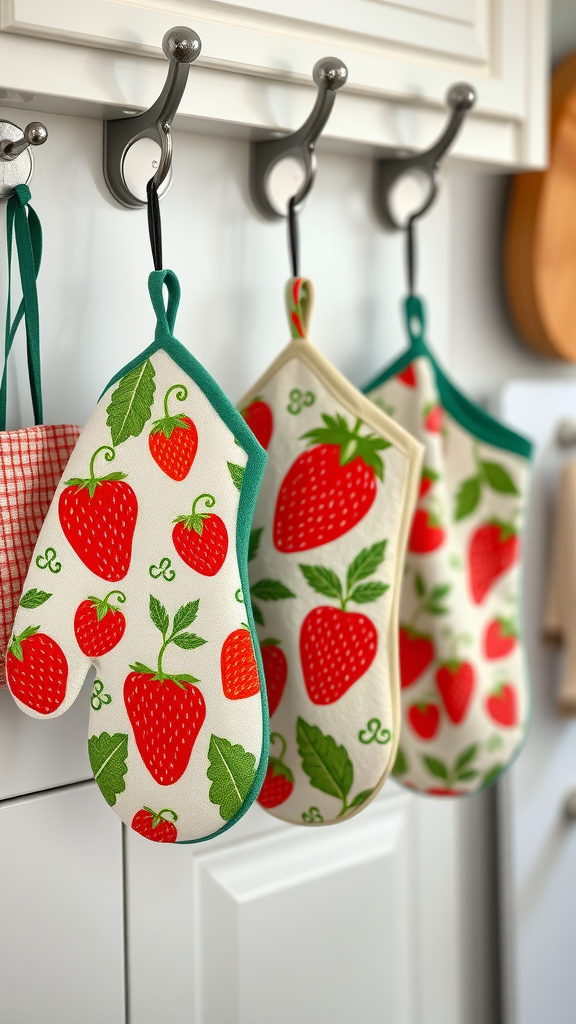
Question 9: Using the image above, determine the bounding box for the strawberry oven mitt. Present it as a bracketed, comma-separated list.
[238, 279, 423, 825]
[364, 295, 532, 795]
[6, 269, 269, 844]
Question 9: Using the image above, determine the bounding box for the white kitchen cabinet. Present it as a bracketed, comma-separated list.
[0, 780, 125, 1024]
[126, 786, 463, 1024]
[0, 0, 549, 169]
[0, 672, 93, 800]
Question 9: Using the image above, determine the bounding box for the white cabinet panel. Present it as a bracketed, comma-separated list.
[0, 0, 549, 168]
[499, 381, 576, 1024]
[0, 669, 93, 799]
[126, 788, 464, 1024]
[0, 781, 125, 1024]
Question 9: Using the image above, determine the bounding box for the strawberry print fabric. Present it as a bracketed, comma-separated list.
[6, 270, 268, 843]
[364, 295, 532, 795]
[0, 423, 81, 685]
[238, 279, 423, 825]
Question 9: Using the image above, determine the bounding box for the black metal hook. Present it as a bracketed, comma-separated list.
[104, 26, 201, 210]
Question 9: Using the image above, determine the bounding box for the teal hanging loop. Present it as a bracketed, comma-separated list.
[1, 183, 43, 430]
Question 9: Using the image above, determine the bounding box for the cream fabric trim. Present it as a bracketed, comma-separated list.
[239, 336, 424, 813]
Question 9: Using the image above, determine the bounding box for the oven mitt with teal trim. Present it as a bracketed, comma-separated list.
[6, 269, 269, 844]
[364, 294, 532, 796]
[238, 278, 423, 825]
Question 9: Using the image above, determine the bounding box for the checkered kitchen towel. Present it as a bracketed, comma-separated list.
[0, 424, 80, 684]
[0, 186, 81, 683]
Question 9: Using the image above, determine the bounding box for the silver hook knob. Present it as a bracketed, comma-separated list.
[0, 122, 48, 163]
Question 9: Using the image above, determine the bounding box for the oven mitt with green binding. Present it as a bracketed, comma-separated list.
[6, 269, 269, 844]
[364, 295, 532, 795]
[238, 278, 423, 825]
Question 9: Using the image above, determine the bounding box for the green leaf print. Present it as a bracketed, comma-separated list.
[19, 589, 52, 609]
[227, 462, 245, 491]
[88, 733, 128, 807]
[171, 632, 206, 650]
[173, 600, 200, 635]
[207, 734, 257, 821]
[348, 788, 374, 810]
[252, 604, 265, 626]
[106, 359, 156, 446]
[481, 461, 519, 496]
[346, 540, 387, 591]
[455, 476, 482, 521]
[149, 595, 169, 638]
[455, 744, 478, 773]
[349, 581, 389, 604]
[299, 565, 343, 601]
[248, 527, 263, 562]
[423, 756, 450, 783]
[296, 718, 353, 804]
[393, 746, 408, 776]
[250, 579, 296, 602]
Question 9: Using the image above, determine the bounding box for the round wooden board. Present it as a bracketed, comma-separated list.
[505, 53, 576, 361]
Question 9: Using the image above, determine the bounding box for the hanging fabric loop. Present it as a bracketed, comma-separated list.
[287, 195, 300, 279]
[147, 177, 163, 272]
[1, 183, 43, 431]
[148, 268, 180, 339]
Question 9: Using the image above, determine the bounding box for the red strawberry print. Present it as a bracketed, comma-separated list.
[299, 540, 388, 704]
[469, 520, 519, 604]
[59, 446, 137, 582]
[409, 508, 445, 554]
[399, 627, 435, 688]
[241, 397, 273, 450]
[221, 626, 260, 700]
[436, 661, 475, 724]
[124, 595, 207, 785]
[74, 590, 126, 657]
[424, 402, 442, 433]
[419, 467, 439, 500]
[427, 788, 459, 797]
[260, 639, 287, 716]
[397, 365, 416, 387]
[484, 617, 517, 660]
[7, 626, 68, 715]
[148, 384, 198, 481]
[172, 493, 228, 576]
[273, 413, 389, 552]
[131, 807, 178, 843]
[486, 683, 517, 727]
[257, 733, 294, 808]
[408, 701, 440, 740]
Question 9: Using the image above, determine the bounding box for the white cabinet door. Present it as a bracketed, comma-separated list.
[0, 670, 93, 800]
[126, 785, 465, 1024]
[0, 0, 549, 168]
[0, 780, 125, 1024]
[499, 381, 576, 1024]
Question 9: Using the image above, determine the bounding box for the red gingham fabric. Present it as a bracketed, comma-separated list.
[0, 423, 81, 685]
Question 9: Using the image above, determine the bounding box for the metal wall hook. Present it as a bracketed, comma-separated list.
[104, 26, 201, 209]
[250, 57, 348, 221]
[374, 82, 477, 230]
[0, 120, 47, 200]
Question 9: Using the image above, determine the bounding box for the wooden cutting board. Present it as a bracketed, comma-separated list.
[505, 53, 576, 360]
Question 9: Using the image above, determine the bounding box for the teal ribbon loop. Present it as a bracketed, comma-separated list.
[148, 269, 181, 341]
[1, 183, 43, 431]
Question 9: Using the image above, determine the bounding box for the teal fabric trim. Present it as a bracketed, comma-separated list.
[1, 184, 43, 430]
[101, 269, 269, 844]
[363, 294, 533, 461]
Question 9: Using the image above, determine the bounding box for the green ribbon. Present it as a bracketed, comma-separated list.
[1, 183, 43, 431]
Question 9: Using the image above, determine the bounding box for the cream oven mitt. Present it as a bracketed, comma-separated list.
[6, 269, 268, 844]
[238, 279, 423, 825]
[364, 295, 532, 795]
